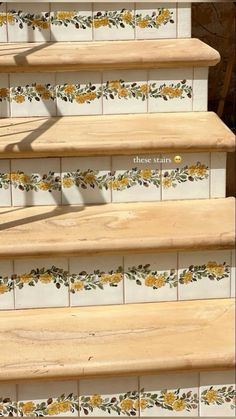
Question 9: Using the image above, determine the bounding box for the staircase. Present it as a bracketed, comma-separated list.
[0, 2, 235, 418]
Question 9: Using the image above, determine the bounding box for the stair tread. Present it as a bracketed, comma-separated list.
[0, 198, 234, 259]
[0, 39, 220, 73]
[1, 112, 234, 158]
[0, 298, 234, 382]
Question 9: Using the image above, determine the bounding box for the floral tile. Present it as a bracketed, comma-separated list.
[14, 258, 69, 309]
[18, 381, 78, 417]
[178, 250, 231, 301]
[0, 383, 17, 417]
[0, 3, 7, 42]
[50, 3, 92, 41]
[124, 252, 177, 303]
[210, 152, 226, 198]
[135, 3, 177, 39]
[200, 370, 236, 417]
[231, 249, 235, 298]
[192, 67, 208, 111]
[102, 70, 148, 114]
[61, 156, 111, 205]
[0, 159, 11, 207]
[7, 3, 50, 42]
[93, 2, 135, 41]
[79, 376, 139, 416]
[140, 372, 199, 416]
[0, 74, 10, 118]
[10, 73, 57, 117]
[56, 72, 102, 116]
[148, 68, 193, 112]
[0, 260, 14, 310]
[70, 255, 124, 306]
[177, 3, 191, 37]
[11, 158, 61, 206]
[161, 153, 210, 200]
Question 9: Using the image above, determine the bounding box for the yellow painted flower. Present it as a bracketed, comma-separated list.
[154, 275, 166, 288]
[122, 11, 133, 23]
[156, 9, 170, 25]
[138, 18, 148, 28]
[63, 177, 74, 188]
[140, 169, 152, 179]
[58, 400, 71, 413]
[7, 13, 15, 24]
[71, 280, 84, 291]
[10, 172, 30, 184]
[89, 394, 103, 407]
[0, 87, 9, 98]
[38, 181, 51, 191]
[118, 87, 129, 98]
[110, 273, 123, 284]
[21, 401, 36, 415]
[161, 86, 182, 98]
[163, 391, 176, 405]
[101, 274, 112, 283]
[93, 17, 109, 27]
[162, 177, 172, 188]
[109, 80, 121, 90]
[14, 94, 25, 104]
[0, 13, 7, 25]
[108, 180, 120, 190]
[84, 173, 96, 183]
[0, 284, 9, 294]
[39, 273, 53, 284]
[47, 402, 60, 416]
[120, 399, 133, 411]
[75, 94, 86, 104]
[181, 271, 193, 284]
[120, 178, 129, 187]
[101, 17, 109, 26]
[139, 84, 148, 95]
[172, 399, 186, 411]
[134, 398, 148, 410]
[18, 274, 32, 283]
[41, 91, 51, 100]
[84, 91, 97, 102]
[204, 389, 218, 404]
[145, 275, 156, 287]
[35, 84, 46, 94]
[63, 84, 75, 94]
[206, 262, 225, 277]
[93, 19, 102, 28]
[56, 11, 76, 20]
[195, 164, 207, 177]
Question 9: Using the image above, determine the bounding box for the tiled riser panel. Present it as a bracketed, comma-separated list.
[0, 68, 208, 117]
[0, 249, 234, 309]
[0, 153, 226, 206]
[0, 3, 191, 42]
[0, 370, 235, 417]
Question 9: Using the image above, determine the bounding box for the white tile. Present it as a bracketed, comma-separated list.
[103, 70, 148, 115]
[93, 3, 135, 41]
[200, 370, 235, 417]
[162, 153, 210, 200]
[70, 255, 123, 306]
[135, 3, 177, 39]
[0, 260, 14, 310]
[210, 152, 226, 198]
[18, 381, 78, 417]
[178, 250, 231, 300]
[231, 249, 235, 297]
[0, 3, 8, 42]
[0, 74, 10, 118]
[0, 159, 11, 207]
[111, 155, 161, 203]
[148, 68, 193, 112]
[177, 3, 191, 38]
[62, 156, 111, 205]
[124, 252, 177, 303]
[0, 383, 17, 417]
[56, 72, 102, 116]
[11, 158, 61, 206]
[193, 67, 208, 111]
[140, 372, 199, 416]
[80, 376, 139, 416]
[10, 73, 56, 117]
[7, 3, 50, 42]
[50, 3, 92, 41]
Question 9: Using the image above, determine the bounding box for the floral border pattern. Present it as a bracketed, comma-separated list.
[162, 162, 209, 188]
[201, 386, 236, 410]
[140, 388, 199, 412]
[18, 394, 78, 417]
[179, 261, 230, 284]
[125, 264, 177, 289]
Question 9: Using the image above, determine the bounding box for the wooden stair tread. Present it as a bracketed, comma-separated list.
[0, 39, 220, 73]
[0, 299, 234, 382]
[0, 112, 234, 158]
[0, 198, 234, 259]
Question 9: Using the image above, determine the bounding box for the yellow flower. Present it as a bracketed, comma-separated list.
[110, 273, 123, 284]
[89, 394, 103, 407]
[120, 178, 129, 187]
[154, 275, 166, 288]
[101, 17, 109, 26]
[63, 84, 75, 94]
[84, 173, 96, 183]
[163, 392, 176, 405]
[172, 399, 186, 411]
[39, 273, 53, 284]
[0, 87, 9, 98]
[35, 84, 46, 94]
[41, 91, 51, 100]
[195, 164, 207, 177]
[145, 275, 156, 287]
[0, 13, 7, 25]
[140, 84, 148, 95]
[108, 180, 120, 190]
[140, 169, 152, 179]
[93, 19, 102, 28]
[38, 181, 51, 191]
[161, 86, 182, 98]
[120, 399, 133, 411]
[122, 11, 133, 23]
[0, 284, 8, 294]
[7, 13, 15, 24]
[14, 94, 25, 104]
[84, 91, 97, 101]
[47, 402, 60, 416]
[162, 177, 172, 188]
[18, 274, 32, 283]
[134, 399, 148, 410]
[56, 11, 76, 20]
[156, 9, 170, 25]
[93, 17, 109, 27]
[109, 80, 121, 90]
[58, 401, 71, 413]
[206, 262, 225, 277]
[63, 177, 74, 188]
[71, 280, 84, 291]
[10, 172, 30, 184]
[204, 389, 218, 404]
[118, 87, 129, 98]
[138, 18, 148, 28]
[75, 94, 86, 104]
[181, 271, 193, 284]
[21, 402, 35, 415]
[101, 274, 112, 283]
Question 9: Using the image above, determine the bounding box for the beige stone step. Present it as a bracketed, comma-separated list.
[0, 38, 220, 73]
[0, 198, 234, 259]
[0, 112, 234, 159]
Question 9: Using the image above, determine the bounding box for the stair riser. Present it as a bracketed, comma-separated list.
[0, 249, 234, 310]
[0, 370, 235, 417]
[0, 67, 208, 117]
[0, 2, 191, 43]
[0, 153, 226, 206]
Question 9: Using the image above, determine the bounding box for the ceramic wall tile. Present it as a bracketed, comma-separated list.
[0, 3, 8, 42]
[124, 252, 177, 303]
[0, 383, 17, 417]
[14, 257, 69, 309]
[135, 3, 177, 40]
[61, 156, 111, 205]
[7, 3, 50, 42]
[11, 158, 61, 206]
[111, 155, 161, 203]
[70, 255, 123, 306]
[56, 72, 102, 116]
[192, 68, 208, 111]
[93, 2, 135, 41]
[178, 250, 231, 301]
[140, 372, 199, 416]
[0, 159, 11, 207]
[50, 3, 92, 41]
[0, 260, 15, 310]
[102, 70, 148, 114]
[18, 380, 78, 417]
[177, 3, 191, 38]
[210, 152, 226, 198]
[0, 74, 10, 118]
[200, 370, 235, 417]
[10, 73, 57, 117]
[161, 153, 210, 201]
[231, 250, 235, 297]
[148, 68, 193, 113]
[79, 376, 139, 416]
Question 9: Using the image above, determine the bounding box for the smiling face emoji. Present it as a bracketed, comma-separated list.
[174, 155, 182, 164]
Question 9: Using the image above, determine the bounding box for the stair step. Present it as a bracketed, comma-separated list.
[0, 198, 234, 259]
[0, 112, 234, 158]
[0, 39, 220, 73]
[0, 298, 234, 382]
